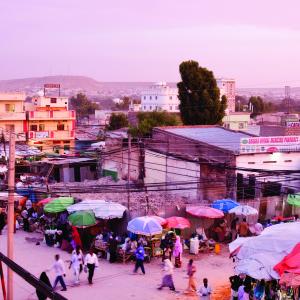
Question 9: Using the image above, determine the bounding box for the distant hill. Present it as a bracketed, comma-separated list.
[0, 75, 102, 92]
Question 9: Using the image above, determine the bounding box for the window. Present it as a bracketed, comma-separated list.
[150, 96, 152, 100]
[144, 106, 146, 110]
[149, 106, 152, 110]
[169, 96, 172, 100]
[155, 96, 157, 100]
[5, 104, 15, 112]
[238, 123, 244, 129]
[248, 162, 255, 164]
[50, 98, 57, 103]
[57, 124, 65, 131]
[30, 124, 38, 131]
[5, 124, 15, 131]
[284, 160, 292, 162]
[39, 124, 45, 131]
[263, 161, 277, 163]
[169, 106, 172, 110]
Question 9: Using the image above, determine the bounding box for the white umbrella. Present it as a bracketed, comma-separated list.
[94, 202, 127, 219]
[229, 205, 258, 216]
[67, 199, 106, 213]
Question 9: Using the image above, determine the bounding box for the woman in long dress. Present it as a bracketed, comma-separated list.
[173, 236, 183, 268]
[158, 259, 176, 291]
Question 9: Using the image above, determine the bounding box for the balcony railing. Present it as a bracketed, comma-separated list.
[0, 112, 26, 120]
[28, 130, 74, 140]
[28, 110, 76, 120]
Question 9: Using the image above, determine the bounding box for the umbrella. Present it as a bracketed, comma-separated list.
[68, 211, 97, 228]
[127, 216, 162, 236]
[37, 197, 54, 206]
[229, 205, 258, 216]
[211, 199, 239, 213]
[280, 272, 300, 287]
[287, 194, 300, 207]
[165, 216, 191, 229]
[67, 199, 106, 213]
[186, 206, 224, 218]
[44, 197, 74, 213]
[148, 215, 167, 226]
[94, 202, 127, 219]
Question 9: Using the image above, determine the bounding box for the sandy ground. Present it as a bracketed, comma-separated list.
[0, 230, 233, 300]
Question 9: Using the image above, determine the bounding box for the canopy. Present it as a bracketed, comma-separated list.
[68, 211, 97, 228]
[44, 197, 74, 213]
[211, 199, 239, 213]
[231, 222, 300, 280]
[186, 206, 224, 219]
[0, 192, 25, 203]
[229, 205, 258, 216]
[127, 216, 162, 236]
[67, 199, 106, 213]
[274, 243, 300, 276]
[279, 272, 300, 287]
[287, 194, 300, 207]
[148, 216, 167, 226]
[94, 202, 127, 219]
[165, 216, 191, 229]
[37, 197, 54, 206]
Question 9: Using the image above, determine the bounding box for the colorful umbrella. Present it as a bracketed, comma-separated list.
[127, 216, 162, 236]
[186, 206, 224, 218]
[279, 272, 300, 287]
[211, 199, 239, 213]
[44, 197, 74, 213]
[37, 197, 54, 206]
[229, 205, 258, 216]
[165, 216, 191, 229]
[287, 194, 300, 207]
[68, 211, 96, 228]
[67, 199, 106, 213]
[148, 215, 167, 226]
[94, 202, 127, 219]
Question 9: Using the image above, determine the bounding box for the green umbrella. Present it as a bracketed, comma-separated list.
[68, 211, 96, 227]
[287, 194, 300, 207]
[44, 197, 74, 213]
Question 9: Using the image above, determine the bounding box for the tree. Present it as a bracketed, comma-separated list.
[129, 111, 181, 137]
[70, 93, 99, 119]
[114, 96, 141, 111]
[235, 95, 248, 112]
[249, 96, 276, 117]
[106, 113, 129, 131]
[177, 60, 226, 125]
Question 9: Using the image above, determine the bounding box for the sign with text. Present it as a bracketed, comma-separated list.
[35, 131, 49, 139]
[287, 122, 300, 128]
[240, 136, 300, 154]
[44, 83, 60, 89]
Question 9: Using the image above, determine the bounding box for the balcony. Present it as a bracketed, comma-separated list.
[0, 112, 26, 121]
[28, 110, 76, 120]
[28, 130, 75, 140]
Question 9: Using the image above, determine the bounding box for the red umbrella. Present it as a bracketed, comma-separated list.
[186, 205, 224, 219]
[279, 272, 300, 287]
[37, 197, 54, 206]
[165, 216, 191, 229]
[148, 215, 167, 226]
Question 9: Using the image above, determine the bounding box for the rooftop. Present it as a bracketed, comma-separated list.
[159, 125, 253, 153]
[0, 92, 25, 101]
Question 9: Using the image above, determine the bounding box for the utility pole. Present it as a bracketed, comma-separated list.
[7, 129, 15, 300]
[127, 133, 131, 211]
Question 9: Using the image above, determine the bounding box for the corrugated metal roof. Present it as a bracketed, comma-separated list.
[163, 126, 252, 153]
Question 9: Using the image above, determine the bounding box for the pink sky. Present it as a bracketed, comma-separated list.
[0, 0, 300, 87]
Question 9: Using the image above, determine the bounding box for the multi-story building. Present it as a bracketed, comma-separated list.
[217, 78, 236, 113]
[27, 95, 76, 153]
[0, 93, 26, 141]
[130, 82, 180, 112]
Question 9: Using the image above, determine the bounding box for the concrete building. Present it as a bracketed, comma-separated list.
[131, 82, 179, 112]
[27, 95, 76, 153]
[223, 112, 251, 131]
[0, 92, 26, 141]
[217, 78, 236, 113]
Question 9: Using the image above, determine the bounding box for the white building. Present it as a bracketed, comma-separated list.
[217, 78, 236, 113]
[132, 82, 179, 113]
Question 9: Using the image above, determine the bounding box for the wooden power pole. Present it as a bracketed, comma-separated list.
[127, 134, 131, 211]
[7, 129, 15, 300]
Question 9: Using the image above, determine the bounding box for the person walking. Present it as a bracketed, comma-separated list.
[133, 243, 145, 274]
[47, 254, 67, 291]
[158, 259, 176, 291]
[84, 249, 99, 284]
[198, 278, 212, 299]
[186, 259, 197, 294]
[173, 236, 183, 268]
[69, 246, 83, 285]
[36, 272, 52, 300]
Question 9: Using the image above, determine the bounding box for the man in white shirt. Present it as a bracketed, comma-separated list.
[85, 249, 99, 284]
[48, 254, 67, 291]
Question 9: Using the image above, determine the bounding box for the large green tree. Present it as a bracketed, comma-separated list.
[70, 93, 99, 119]
[129, 111, 180, 137]
[177, 60, 226, 125]
[249, 96, 276, 117]
[106, 113, 129, 131]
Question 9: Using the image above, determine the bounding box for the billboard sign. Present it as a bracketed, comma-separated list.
[240, 136, 300, 154]
[44, 83, 60, 89]
[35, 131, 49, 139]
[287, 122, 300, 128]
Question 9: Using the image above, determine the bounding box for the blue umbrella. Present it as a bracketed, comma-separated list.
[211, 199, 239, 213]
[127, 216, 162, 236]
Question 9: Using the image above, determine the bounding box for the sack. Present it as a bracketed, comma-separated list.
[84, 266, 87, 273]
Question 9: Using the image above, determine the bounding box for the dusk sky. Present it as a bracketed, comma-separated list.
[1, 0, 300, 87]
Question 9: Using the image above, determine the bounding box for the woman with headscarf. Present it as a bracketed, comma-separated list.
[158, 259, 176, 291]
[173, 236, 183, 268]
[36, 272, 52, 300]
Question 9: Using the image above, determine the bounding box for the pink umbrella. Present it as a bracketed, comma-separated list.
[149, 215, 167, 226]
[186, 206, 224, 219]
[165, 216, 191, 229]
[37, 197, 54, 206]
